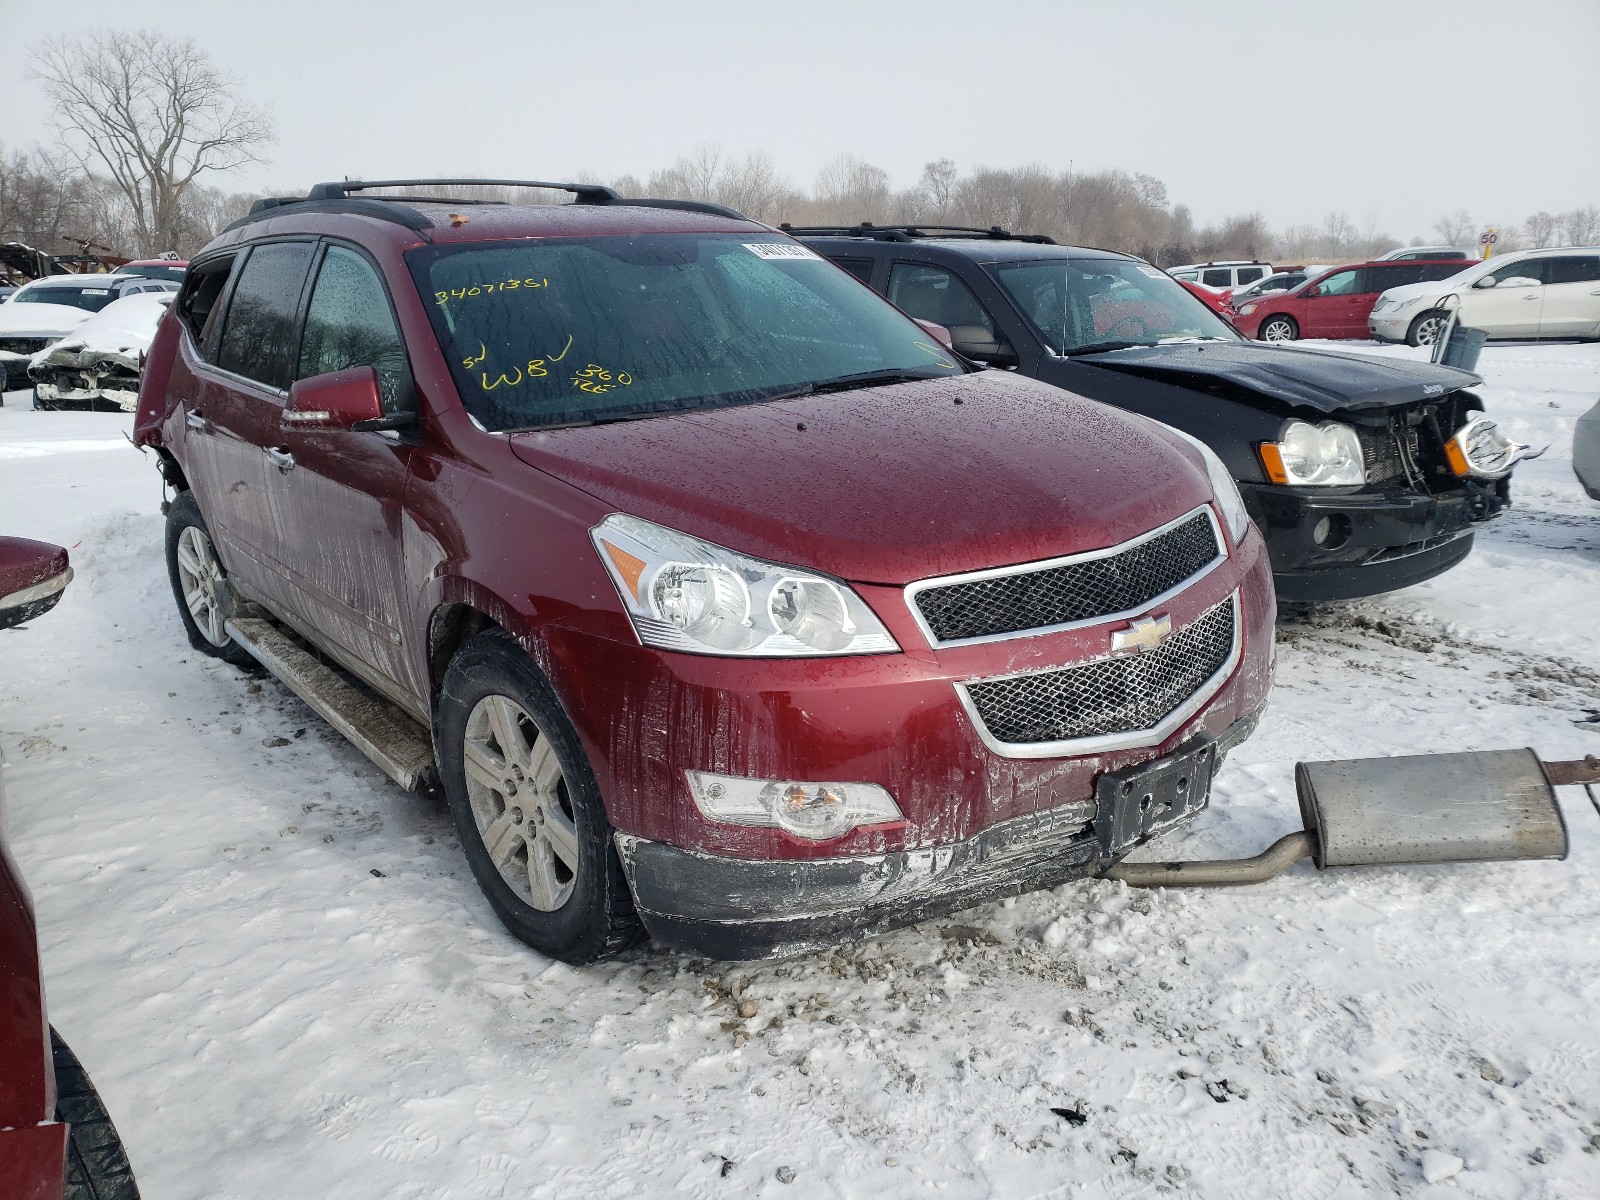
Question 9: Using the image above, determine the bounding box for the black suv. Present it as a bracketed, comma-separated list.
[790, 224, 1525, 603]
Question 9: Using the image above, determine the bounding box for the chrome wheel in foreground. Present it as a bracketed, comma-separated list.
[175, 525, 229, 647]
[462, 695, 580, 911]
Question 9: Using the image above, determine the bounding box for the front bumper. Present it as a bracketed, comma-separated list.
[1244, 481, 1504, 602]
[1367, 312, 1414, 343]
[617, 714, 1261, 959]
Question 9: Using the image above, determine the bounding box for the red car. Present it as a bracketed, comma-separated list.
[134, 178, 1275, 962]
[1232, 259, 1472, 341]
[1, 538, 140, 1199]
[1177, 278, 1234, 315]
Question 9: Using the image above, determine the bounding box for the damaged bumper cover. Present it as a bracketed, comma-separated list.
[28, 349, 142, 410]
[1244, 481, 1506, 602]
[617, 712, 1260, 960]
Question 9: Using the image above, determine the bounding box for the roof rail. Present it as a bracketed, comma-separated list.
[779, 222, 1056, 245]
[230, 180, 751, 236]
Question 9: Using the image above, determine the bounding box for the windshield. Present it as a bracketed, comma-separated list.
[410, 234, 964, 432]
[121, 263, 187, 281]
[989, 257, 1238, 355]
[14, 283, 121, 313]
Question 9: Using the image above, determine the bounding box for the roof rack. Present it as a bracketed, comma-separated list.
[230, 179, 750, 235]
[779, 222, 1056, 245]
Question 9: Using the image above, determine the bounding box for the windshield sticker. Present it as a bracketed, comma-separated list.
[82, 288, 111, 295]
[435, 278, 550, 306]
[1135, 266, 1166, 280]
[743, 243, 820, 261]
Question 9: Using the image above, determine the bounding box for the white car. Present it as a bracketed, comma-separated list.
[1167, 260, 1274, 290]
[0, 274, 176, 394]
[1369, 247, 1600, 346]
[28, 292, 174, 411]
[1373, 246, 1473, 262]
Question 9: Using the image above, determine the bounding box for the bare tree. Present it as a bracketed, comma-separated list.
[1561, 205, 1600, 246]
[33, 28, 273, 255]
[919, 159, 958, 217]
[1431, 210, 1475, 246]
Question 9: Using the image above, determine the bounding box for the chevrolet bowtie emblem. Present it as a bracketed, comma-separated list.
[1112, 613, 1172, 655]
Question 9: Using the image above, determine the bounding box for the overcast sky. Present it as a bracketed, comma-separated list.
[3, 0, 1597, 241]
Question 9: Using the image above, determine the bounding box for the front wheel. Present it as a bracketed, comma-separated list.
[1406, 310, 1449, 347]
[1259, 315, 1298, 342]
[53, 1030, 141, 1200]
[436, 629, 640, 963]
[163, 490, 255, 667]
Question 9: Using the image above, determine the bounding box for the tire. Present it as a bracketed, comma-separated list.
[1259, 315, 1298, 342]
[163, 490, 256, 667]
[1406, 310, 1449, 347]
[53, 1029, 141, 1200]
[29, 387, 52, 411]
[436, 628, 640, 963]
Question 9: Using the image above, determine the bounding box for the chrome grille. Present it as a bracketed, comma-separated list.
[962, 596, 1236, 750]
[912, 509, 1222, 645]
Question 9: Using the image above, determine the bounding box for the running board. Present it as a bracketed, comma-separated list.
[225, 617, 437, 792]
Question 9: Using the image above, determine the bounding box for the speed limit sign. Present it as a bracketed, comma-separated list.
[1479, 231, 1498, 245]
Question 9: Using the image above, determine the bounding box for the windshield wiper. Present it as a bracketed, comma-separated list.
[762, 368, 948, 403]
[1061, 339, 1148, 357]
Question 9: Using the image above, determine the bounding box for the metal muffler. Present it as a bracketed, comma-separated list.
[1106, 749, 1595, 888]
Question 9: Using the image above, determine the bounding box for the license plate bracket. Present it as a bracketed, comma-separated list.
[1094, 738, 1217, 859]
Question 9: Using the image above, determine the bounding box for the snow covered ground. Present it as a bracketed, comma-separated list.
[2, 341, 1598, 1200]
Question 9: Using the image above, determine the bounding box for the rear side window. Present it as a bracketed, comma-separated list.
[831, 256, 874, 284]
[1371, 264, 1425, 289]
[216, 242, 316, 391]
[178, 256, 238, 359]
[1416, 261, 1469, 283]
[1546, 256, 1600, 284]
[1201, 269, 1231, 288]
[1236, 266, 1266, 285]
[296, 246, 411, 413]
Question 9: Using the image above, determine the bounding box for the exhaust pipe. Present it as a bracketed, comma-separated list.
[1105, 749, 1595, 889]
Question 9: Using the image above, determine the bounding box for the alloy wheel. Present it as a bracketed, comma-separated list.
[175, 525, 230, 647]
[1261, 318, 1295, 342]
[1414, 315, 1445, 346]
[461, 694, 580, 911]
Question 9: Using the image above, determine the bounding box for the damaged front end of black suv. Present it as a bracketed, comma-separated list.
[1069, 343, 1528, 602]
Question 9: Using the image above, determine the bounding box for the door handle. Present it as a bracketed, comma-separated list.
[266, 447, 296, 471]
[1524, 294, 1539, 301]
[186, 410, 207, 430]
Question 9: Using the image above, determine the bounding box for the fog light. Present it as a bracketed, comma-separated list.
[1312, 513, 1352, 549]
[685, 771, 904, 840]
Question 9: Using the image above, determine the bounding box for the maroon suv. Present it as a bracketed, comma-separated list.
[133, 179, 1275, 962]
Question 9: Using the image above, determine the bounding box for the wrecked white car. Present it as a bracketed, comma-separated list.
[0, 301, 92, 396]
[28, 292, 174, 411]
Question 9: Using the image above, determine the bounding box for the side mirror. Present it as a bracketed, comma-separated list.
[947, 324, 1019, 367]
[913, 318, 954, 350]
[1473, 276, 1498, 289]
[0, 536, 72, 630]
[283, 365, 410, 432]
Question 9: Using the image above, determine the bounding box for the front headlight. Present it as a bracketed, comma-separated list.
[1154, 423, 1251, 544]
[1444, 416, 1536, 480]
[1239, 303, 1257, 315]
[1259, 419, 1365, 487]
[591, 513, 899, 657]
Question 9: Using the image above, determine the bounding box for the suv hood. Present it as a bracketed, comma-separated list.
[1077, 341, 1479, 414]
[509, 371, 1212, 585]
